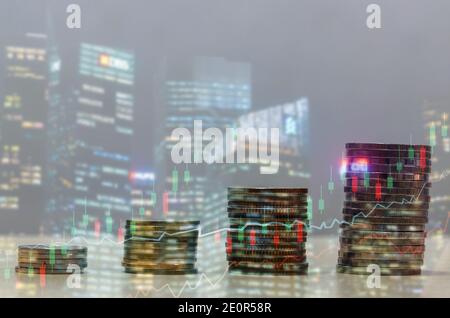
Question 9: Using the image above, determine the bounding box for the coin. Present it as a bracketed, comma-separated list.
[228, 236, 307, 245]
[343, 201, 429, 210]
[229, 216, 308, 223]
[341, 223, 425, 232]
[124, 236, 198, 245]
[228, 202, 308, 209]
[227, 212, 309, 220]
[229, 264, 308, 275]
[338, 261, 422, 270]
[344, 172, 429, 181]
[126, 220, 200, 226]
[344, 193, 430, 202]
[227, 254, 307, 262]
[228, 207, 308, 214]
[228, 193, 308, 200]
[228, 200, 308, 208]
[342, 208, 429, 218]
[229, 268, 308, 275]
[17, 251, 88, 259]
[122, 260, 196, 269]
[228, 187, 308, 194]
[337, 257, 423, 267]
[125, 224, 199, 231]
[124, 253, 197, 261]
[18, 244, 87, 251]
[226, 239, 306, 247]
[338, 251, 424, 260]
[227, 230, 307, 239]
[339, 229, 426, 239]
[124, 267, 198, 275]
[15, 266, 86, 275]
[338, 244, 425, 254]
[339, 237, 425, 246]
[17, 258, 88, 266]
[124, 232, 198, 240]
[227, 247, 307, 257]
[343, 186, 430, 196]
[343, 215, 428, 225]
[344, 179, 430, 188]
[226, 243, 306, 253]
[345, 149, 431, 158]
[345, 156, 432, 166]
[229, 217, 309, 225]
[345, 164, 431, 174]
[17, 257, 88, 264]
[336, 264, 421, 276]
[230, 260, 308, 270]
[18, 245, 87, 257]
[345, 143, 431, 151]
[16, 262, 87, 270]
[124, 245, 198, 254]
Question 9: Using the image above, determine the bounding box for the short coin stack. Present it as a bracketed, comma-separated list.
[122, 220, 200, 274]
[226, 187, 309, 275]
[337, 143, 432, 275]
[16, 244, 88, 274]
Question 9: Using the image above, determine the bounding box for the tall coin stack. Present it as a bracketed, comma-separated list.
[226, 187, 309, 275]
[16, 244, 88, 274]
[122, 220, 200, 274]
[337, 143, 432, 275]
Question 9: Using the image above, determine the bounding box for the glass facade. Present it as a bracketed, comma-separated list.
[46, 43, 135, 235]
[0, 33, 48, 233]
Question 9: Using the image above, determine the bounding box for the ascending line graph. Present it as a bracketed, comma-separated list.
[126, 257, 311, 298]
[22, 163, 449, 252]
[127, 264, 231, 298]
[39, 176, 443, 249]
[9, 165, 445, 298]
[7, 176, 449, 298]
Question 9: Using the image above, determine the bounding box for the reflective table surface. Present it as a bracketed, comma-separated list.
[0, 234, 448, 298]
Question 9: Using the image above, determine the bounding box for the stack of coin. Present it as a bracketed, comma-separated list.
[337, 143, 432, 275]
[226, 187, 309, 275]
[122, 220, 200, 274]
[16, 244, 87, 274]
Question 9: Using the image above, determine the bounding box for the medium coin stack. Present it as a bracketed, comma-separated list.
[122, 220, 200, 274]
[16, 244, 87, 274]
[337, 143, 432, 275]
[226, 187, 309, 275]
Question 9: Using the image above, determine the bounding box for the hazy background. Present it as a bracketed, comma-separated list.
[0, 0, 449, 235]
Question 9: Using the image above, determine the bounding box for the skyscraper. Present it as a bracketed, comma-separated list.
[423, 100, 450, 234]
[46, 43, 135, 235]
[0, 33, 49, 233]
[156, 57, 251, 281]
[130, 170, 156, 218]
[156, 57, 251, 222]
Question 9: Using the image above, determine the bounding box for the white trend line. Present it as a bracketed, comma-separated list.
[435, 169, 450, 182]
[33, 180, 430, 248]
[129, 265, 231, 298]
